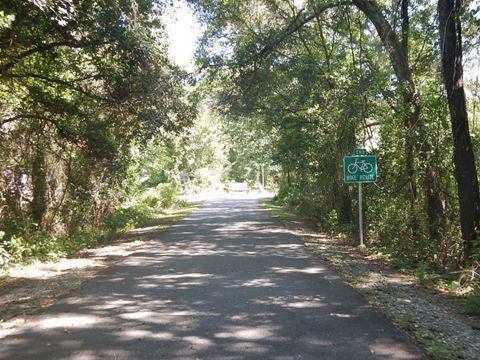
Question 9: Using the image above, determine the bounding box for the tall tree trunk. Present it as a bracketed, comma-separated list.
[400, 0, 419, 237]
[354, 0, 444, 242]
[438, 0, 480, 259]
[401, 0, 444, 243]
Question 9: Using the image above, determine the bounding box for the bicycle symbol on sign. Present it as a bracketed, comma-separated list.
[347, 159, 374, 174]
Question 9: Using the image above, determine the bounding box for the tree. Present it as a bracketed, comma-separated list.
[0, 1, 193, 237]
[191, 0, 477, 267]
[438, 0, 480, 260]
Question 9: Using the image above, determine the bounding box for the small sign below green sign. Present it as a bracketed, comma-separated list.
[353, 148, 367, 156]
[344, 155, 377, 183]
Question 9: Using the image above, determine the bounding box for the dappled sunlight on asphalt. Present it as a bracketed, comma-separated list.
[231, 278, 278, 288]
[269, 266, 326, 274]
[0, 198, 425, 360]
[214, 324, 283, 340]
[253, 295, 328, 309]
[31, 314, 104, 330]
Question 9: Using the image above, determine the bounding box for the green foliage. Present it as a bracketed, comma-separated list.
[276, 177, 291, 203]
[60, 226, 101, 254]
[191, 0, 479, 270]
[4, 235, 31, 263]
[135, 183, 178, 212]
[390, 257, 417, 273]
[102, 206, 151, 233]
[0, 1, 196, 267]
[0, 181, 183, 266]
[325, 210, 339, 234]
[103, 182, 179, 233]
[156, 183, 178, 209]
[184, 106, 230, 191]
[465, 293, 480, 316]
[414, 264, 436, 287]
[1, 225, 66, 264]
[425, 342, 463, 360]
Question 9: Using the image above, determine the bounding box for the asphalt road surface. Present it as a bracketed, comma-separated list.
[0, 197, 425, 359]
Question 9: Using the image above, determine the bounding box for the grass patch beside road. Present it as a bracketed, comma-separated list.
[260, 198, 305, 223]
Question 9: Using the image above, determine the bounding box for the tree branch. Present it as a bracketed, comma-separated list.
[8, 72, 110, 102]
[255, 1, 353, 62]
[1, 114, 43, 126]
[1, 40, 107, 74]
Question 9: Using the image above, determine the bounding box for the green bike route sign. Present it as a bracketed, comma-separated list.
[343, 155, 377, 183]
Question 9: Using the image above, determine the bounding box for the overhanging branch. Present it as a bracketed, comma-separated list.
[0, 40, 108, 74]
[255, 1, 353, 62]
[8, 72, 110, 102]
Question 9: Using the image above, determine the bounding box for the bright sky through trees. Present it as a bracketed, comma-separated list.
[164, 1, 203, 71]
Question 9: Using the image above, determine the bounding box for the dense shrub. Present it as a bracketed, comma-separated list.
[156, 182, 178, 209]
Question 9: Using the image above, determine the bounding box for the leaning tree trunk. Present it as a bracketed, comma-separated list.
[438, 0, 480, 259]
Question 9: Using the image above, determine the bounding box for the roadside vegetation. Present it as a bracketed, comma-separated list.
[0, 1, 194, 268]
[0, 1, 230, 270]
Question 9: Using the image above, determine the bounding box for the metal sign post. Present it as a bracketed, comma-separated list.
[343, 149, 377, 246]
[359, 182, 363, 246]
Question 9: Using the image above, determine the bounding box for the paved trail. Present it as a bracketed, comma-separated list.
[0, 198, 425, 359]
